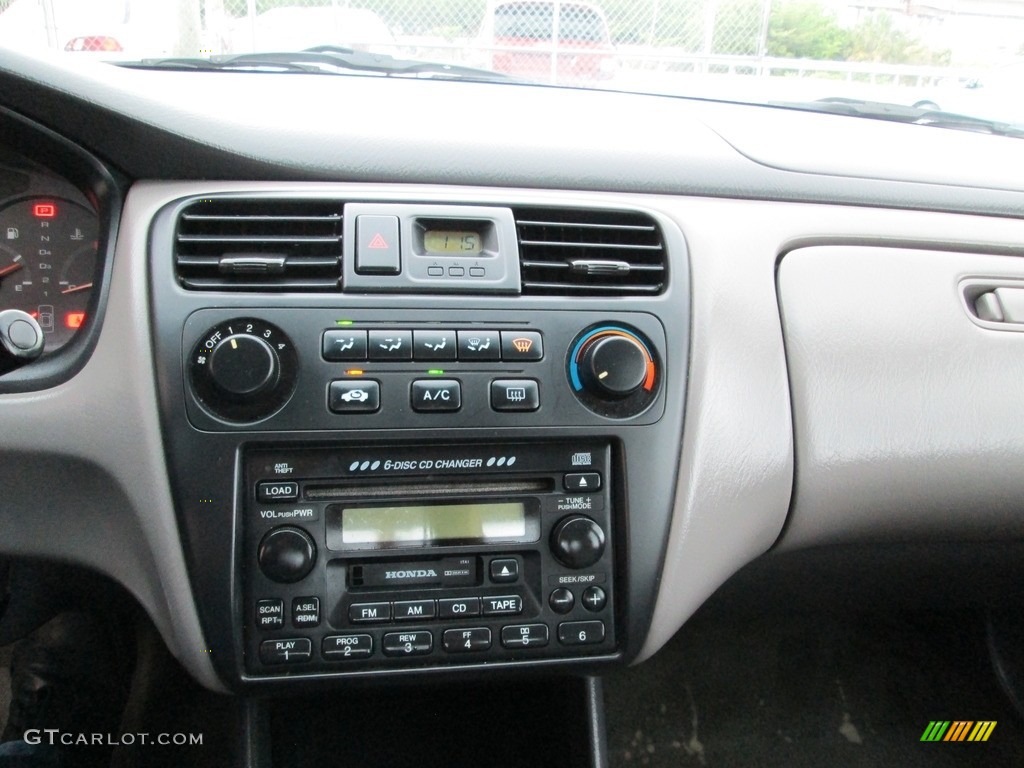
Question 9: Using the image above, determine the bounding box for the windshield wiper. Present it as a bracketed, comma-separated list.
[770, 97, 1024, 139]
[115, 46, 517, 83]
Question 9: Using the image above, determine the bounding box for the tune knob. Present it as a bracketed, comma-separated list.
[258, 526, 317, 583]
[550, 515, 606, 569]
[189, 318, 298, 422]
[207, 333, 279, 399]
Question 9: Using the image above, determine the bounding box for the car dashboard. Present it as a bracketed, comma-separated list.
[2, 46, 1024, 729]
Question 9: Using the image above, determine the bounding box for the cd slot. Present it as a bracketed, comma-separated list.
[305, 477, 552, 500]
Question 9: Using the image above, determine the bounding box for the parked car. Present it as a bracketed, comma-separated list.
[478, 0, 616, 82]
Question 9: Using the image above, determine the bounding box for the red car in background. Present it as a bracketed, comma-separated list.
[481, 1, 616, 83]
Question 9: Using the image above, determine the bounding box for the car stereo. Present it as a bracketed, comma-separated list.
[244, 440, 618, 676]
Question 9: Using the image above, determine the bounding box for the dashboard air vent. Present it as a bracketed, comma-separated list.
[514, 208, 666, 296]
[174, 199, 343, 291]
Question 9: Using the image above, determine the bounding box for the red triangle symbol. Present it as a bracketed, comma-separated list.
[367, 233, 389, 249]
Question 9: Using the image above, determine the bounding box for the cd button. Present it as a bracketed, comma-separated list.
[411, 379, 461, 412]
[500, 624, 549, 649]
[257, 481, 299, 503]
[443, 628, 492, 653]
[382, 631, 433, 657]
[394, 599, 436, 621]
[438, 597, 480, 619]
[482, 595, 522, 616]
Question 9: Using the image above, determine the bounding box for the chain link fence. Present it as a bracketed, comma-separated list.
[5, 0, 1024, 81]
[211, 0, 773, 71]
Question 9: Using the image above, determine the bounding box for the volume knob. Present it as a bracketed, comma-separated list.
[258, 526, 317, 583]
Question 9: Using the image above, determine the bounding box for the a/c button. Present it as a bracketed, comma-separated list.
[411, 379, 461, 412]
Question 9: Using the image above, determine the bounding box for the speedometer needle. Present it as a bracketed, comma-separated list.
[0, 262, 23, 278]
[60, 282, 93, 295]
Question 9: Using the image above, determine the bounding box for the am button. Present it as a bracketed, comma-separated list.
[411, 379, 462, 412]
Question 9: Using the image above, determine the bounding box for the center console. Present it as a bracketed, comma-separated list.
[147, 189, 689, 690]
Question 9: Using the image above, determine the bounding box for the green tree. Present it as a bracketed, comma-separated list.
[767, 2, 849, 60]
[846, 12, 949, 65]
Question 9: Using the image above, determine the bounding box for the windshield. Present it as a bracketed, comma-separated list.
[1, 0, 1023, 128]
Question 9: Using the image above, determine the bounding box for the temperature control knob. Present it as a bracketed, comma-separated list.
[579, 334, 649, 397]
[189, 318, 298, 423]
[258, 526, 316, 583]
[567, 324, 660, 418]
[550, 515, 606, 569]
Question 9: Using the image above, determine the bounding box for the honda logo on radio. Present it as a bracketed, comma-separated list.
[385, 569, 439, 580]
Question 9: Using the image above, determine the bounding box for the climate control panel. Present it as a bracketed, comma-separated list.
[182, 308, 666, 430]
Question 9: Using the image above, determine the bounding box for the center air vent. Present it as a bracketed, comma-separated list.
[514, 208, 666, 296]
[174, 199, 343, 291]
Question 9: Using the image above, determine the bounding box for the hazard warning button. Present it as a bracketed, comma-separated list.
[355, 215, 401, 275]
[563, 473, 601, 493]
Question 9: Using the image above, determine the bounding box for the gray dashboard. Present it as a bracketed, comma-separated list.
[1, 48, 1024, 690]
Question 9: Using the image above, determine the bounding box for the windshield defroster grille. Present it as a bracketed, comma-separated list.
[174, 199, 344, 291]
[514, 208, 667, 296]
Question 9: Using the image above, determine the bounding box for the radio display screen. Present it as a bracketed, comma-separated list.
[340, 502, 529, 547]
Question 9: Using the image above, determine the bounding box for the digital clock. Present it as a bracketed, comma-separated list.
[423, 229, 483, 255]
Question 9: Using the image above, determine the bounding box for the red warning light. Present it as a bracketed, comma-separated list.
[367, 233, 389, 249]
[64, 312, 86, 329]
[33, 203, 57, 218]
